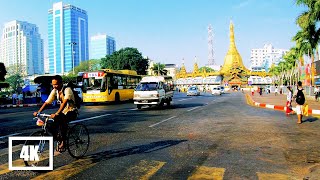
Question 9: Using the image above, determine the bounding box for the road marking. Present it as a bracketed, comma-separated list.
[0, 133, 22, 140]
[117, 160, 166, 180]
[32, 157, 96, 180]
[130, 108, 138, 110]
[188, 166, 225, 180]
[257, 172, 289, 180]
[71, 114, 112, 124]
[178, 98, 191, 102]
[0, 144, 23, 157]
[0, 150, 60, 175]
[187, 106, 200, 112]
[149, 116, 177, 127]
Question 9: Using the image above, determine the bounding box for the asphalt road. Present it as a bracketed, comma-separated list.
[0, 92, 320, 179]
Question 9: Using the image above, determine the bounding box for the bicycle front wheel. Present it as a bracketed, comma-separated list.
[24, 131, 51, 167]
[67, 124, 90, 158]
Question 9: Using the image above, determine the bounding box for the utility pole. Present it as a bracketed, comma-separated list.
[69, 42, 77, 74]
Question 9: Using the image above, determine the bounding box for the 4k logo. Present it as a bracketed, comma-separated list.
[8, 137, 53, 170]
[20, 145, 40, 161]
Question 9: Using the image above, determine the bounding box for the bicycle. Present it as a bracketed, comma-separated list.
[24, 113, 90, 167]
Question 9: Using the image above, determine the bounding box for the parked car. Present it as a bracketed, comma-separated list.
[212, 87, 221, 95]
[187, 86, 200, 96]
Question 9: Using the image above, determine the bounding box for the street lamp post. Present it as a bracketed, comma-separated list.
[69, 42, 77, 74]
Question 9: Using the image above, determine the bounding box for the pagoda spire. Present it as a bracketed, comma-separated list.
[220, 21, 248, 74]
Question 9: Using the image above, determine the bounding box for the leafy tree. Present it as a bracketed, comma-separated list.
[0, 63, 7, 81]
[71, 59, 101, 74]
[0, 63, 9, 90]
[5, 74, 23, 93]
[100, 47, 149, 75]
[294, 0, 320, 85]
[199, 66, 215, 73]
[2, 65, 25, 92]
[152, 63, 167, 75]
[62, 74, 77, 84]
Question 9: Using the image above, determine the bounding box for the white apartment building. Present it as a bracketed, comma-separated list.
[0, 20, 44, 76]
[147, 59, 177, 78]
[250, 44, 288, 72]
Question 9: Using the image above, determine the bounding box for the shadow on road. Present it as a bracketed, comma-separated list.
[303, 117, 319, 123]
[89, 139, 187, 160]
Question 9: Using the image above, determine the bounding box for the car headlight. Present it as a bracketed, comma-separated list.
[151, 94, 159, 97]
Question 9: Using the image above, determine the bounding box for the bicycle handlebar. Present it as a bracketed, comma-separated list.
[37, 113, 51, 118]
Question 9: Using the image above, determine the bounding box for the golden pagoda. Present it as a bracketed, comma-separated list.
[220, 21, 250, 86]
[174, 21, 270, 86]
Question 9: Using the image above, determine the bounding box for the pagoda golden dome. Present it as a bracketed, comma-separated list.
[220, 21, 249, 76]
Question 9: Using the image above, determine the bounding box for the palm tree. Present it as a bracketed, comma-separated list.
[151, 63, 167, 76]
[295, 0, 320, 85]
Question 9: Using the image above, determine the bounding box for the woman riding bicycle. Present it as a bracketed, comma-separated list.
[33, 75, 78, 152]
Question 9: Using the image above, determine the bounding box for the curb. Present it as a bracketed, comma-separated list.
[0, 104, 42, 109]
[245, 94, 320, 115]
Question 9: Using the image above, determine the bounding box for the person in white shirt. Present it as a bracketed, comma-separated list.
[274, 86, 278, 96]
[33, 75, 78, 152]
[286, 86, 293, 115]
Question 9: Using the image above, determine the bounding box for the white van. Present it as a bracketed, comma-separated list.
[133, 76, 174, 109]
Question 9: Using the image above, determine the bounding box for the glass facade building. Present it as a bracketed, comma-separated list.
[90, 34, 116, 59]
[0, 20, 44, 75]
[48, 2, 88, 74]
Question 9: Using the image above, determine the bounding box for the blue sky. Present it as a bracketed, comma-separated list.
[0, 0, 305, 71]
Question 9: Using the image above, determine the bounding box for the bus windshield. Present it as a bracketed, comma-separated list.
[135, 82, 158, 91]
[83, 77, 106, 90]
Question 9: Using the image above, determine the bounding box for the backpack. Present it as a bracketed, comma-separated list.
[63, 82, 82, 109]
[296, 88, 305, 105]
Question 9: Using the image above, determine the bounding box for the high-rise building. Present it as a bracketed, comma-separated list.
[90, 34, 116, 59]
[0, 20, 44, 75]
[44, 56, 49, 74]
[250, 44, 288, 72]
[48, 2, 89, 74]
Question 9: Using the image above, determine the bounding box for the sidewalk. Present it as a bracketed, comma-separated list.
[246, 92, 320, 115]
[0, 103, 42, 108]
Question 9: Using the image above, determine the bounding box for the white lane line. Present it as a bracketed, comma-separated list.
[178, 98, 191, 102]
[71, 114, 112, 124]
[0, 133, 22, 140]
[130, 108, 137, 111]
[149, 116, 177, 128]
[0, 114, 111, 139]
[187, 106, 200, 112]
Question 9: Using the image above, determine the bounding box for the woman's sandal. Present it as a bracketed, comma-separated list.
[56, 141, 66, 152]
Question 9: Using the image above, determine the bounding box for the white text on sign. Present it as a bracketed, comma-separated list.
[20, 145, 40, 161]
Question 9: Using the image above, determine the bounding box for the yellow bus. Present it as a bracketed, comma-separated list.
[82, 69, 141, 103]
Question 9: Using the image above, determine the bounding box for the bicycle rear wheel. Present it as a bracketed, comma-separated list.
[24, 131, 51, 167]
[67, 124, 90, 158]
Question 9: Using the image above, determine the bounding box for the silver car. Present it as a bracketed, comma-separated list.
[187, 86, 200, 96]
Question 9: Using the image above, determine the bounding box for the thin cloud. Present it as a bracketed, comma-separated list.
[233, 0, 253, 9]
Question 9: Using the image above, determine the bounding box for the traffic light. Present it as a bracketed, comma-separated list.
[0, 62, 7, 81]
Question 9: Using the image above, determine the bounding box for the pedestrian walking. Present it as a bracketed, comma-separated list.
[294, 81, 305, 124]
[286, 86, 293, 115]
[314, 86, 319, 102]
[12, 92, 17, 105]
[251, 88, 254, 96]
[274, 86, 278, 96]
[259, 87, 263, 96]
[18, 93, 23, 105]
